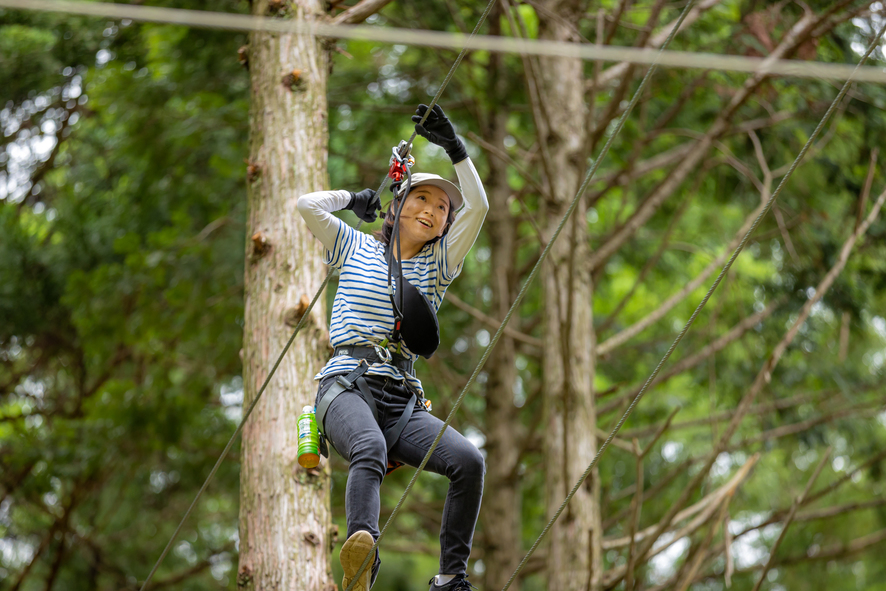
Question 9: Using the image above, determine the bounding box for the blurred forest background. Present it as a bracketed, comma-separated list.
[2, 0, 886, 590]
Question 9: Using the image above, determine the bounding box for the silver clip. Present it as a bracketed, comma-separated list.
[389, 140, 415, 167]
[374, 345, 392, 364]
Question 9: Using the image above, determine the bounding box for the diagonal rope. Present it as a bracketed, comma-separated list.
[6, 0, 886, 83]
[138, 1, 496, 588]
[138, 260, 334, 591]
[498, 16, 886, 591]
[407, 0, 497, 149]
[343, 2, 700, 589]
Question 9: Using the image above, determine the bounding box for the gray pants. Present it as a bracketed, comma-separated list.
[317, 374, 485, 575]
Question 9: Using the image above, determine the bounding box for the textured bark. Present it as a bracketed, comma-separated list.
[536, 2, 602, 590]
[239, 1, 334, 589]
[479, 10, 523, 589]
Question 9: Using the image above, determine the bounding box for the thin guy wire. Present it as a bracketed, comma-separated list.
[346, 2, 698, 589]
[5, 0, 886, 83]
[404, 0, 498, 152]
[499, 17, 886, 591]
[141, 152, 391, 591]
[138, 262, 335, 590]
[140, 1, 496, 589]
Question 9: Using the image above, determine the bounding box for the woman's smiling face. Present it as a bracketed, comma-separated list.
[397, 184, 451, 244]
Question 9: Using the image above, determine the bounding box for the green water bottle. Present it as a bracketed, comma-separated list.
[297, 405, 320, 469]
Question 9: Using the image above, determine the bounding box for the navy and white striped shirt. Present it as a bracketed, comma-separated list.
[297, 158, 488, 394]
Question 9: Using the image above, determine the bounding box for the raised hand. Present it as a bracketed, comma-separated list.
[346, 188, 381, 223]
[412, 104, 468, 164]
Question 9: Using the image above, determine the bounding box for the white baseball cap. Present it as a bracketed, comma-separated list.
[406, 172, 464, 212]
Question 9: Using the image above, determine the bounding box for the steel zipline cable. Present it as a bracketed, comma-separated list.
[137, 0, 498, 589]
[497, 16, 886, 591]
[5, 0, 886, 83]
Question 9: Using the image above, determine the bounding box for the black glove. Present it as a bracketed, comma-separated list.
[412, 104, 468, 164]
[346, 188, 381, 223]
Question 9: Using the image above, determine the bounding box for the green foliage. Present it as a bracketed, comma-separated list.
[3, 1, 886, 590]
[1, 2, 248, 588]
[0, 25, 59, 102]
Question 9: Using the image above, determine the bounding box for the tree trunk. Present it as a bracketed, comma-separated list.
[239, 1, 334, 589]
[480, 10, 523, 588]
[536, 3, 603, 591]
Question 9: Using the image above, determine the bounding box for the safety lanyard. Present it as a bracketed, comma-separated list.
[385, 141, 414, 345]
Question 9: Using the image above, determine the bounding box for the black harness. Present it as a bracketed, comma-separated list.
[315, 346, 429, 473]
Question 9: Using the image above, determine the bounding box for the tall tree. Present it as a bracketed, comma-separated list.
[238, 1, 391, 589]
[533, 0, 603, 587]
[477, 6, 524, 590]
[0, 3, 250, 588]
[238, 0, 334, 588]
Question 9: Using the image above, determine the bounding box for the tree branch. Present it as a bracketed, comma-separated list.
[589, 0, 668, 150]
[504, 0, 557, 197]
[803, 447, 886, 507]
[465, 131, 547, 244]
[330, 0, 393, 25]
[629, 183, 886, 570]
[596, 201, 768, 356]
[591, 0, 725, 89]
[147, 543, 236, 589]
[751, 448, 832, 591]
[445, 292, 542, 348]
[600, 298, 783, 413]
[617, 388, 822, 438]
[8, 484, 82, 591]
[0, 459, 37, 507]
[734, 484, 886, 546]
[624, 439, 643, 591]
[588, 141, 695, 209]
[586, 109, 787, 213]
[675, 502, 730, 591]
[602, 453, 758, 550]
[604, 403, 880, 533]
[587, 10, 821, 272]
[737, 528, 886, 574]
[596, 188, 690, 336]
[743, 402, 883, 447]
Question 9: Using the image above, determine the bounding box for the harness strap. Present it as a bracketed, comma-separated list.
[384, 394, 416, 452]
[315, 361, 422, 466]
[316, 361, 375, 437]
[316, 349, 430, 476]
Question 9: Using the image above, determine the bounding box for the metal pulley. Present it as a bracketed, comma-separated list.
[388, 140, 415, 195]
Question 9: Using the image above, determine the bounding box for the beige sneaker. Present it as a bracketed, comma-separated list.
[340, 530, 375, 591]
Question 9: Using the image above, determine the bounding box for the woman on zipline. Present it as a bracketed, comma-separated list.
[298, 104, 489, 591]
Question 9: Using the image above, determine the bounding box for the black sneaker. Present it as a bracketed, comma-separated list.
[427, 574, 478, 591]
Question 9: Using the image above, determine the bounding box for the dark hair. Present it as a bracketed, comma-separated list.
[372, 190, 457, 246]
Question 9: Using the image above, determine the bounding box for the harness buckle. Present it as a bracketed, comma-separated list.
[373, 345, 392, 364]
[335, 359, 368, 389]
